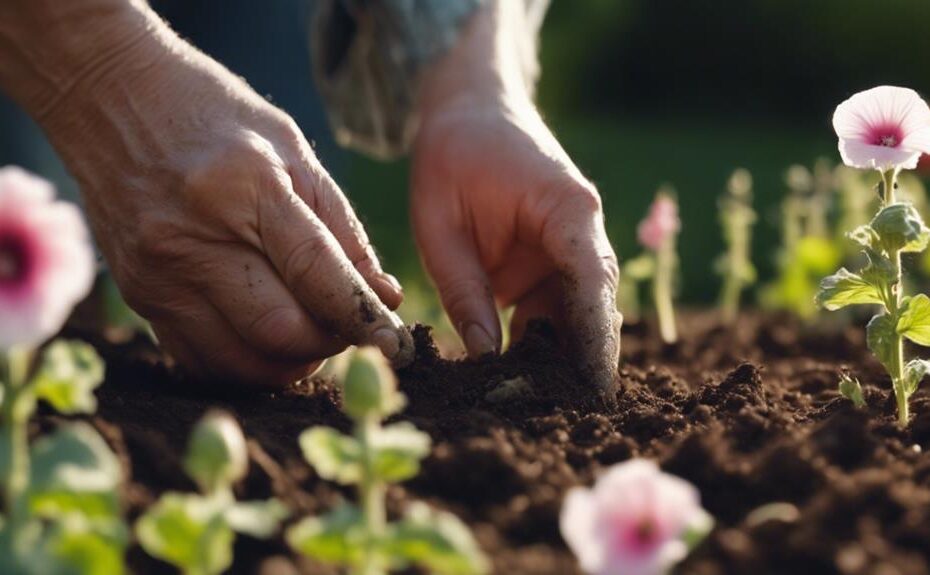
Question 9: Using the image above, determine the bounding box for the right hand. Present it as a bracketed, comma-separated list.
[38, 14, 413, 385]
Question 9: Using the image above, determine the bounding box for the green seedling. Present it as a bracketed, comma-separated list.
[136, 411, 287, 575]
[760, 163, 842, 318]
[716, 168, 757, 323]
[0, 340, 128, 575]
[288, 347, 489, 575]
[817, 171, 930, 425]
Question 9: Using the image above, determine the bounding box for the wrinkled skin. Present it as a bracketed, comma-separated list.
[33, 16, 413, 384]
[413, 96, 621, 391]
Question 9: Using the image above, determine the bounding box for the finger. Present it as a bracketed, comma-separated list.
[489, 244, 554, 307]
[289, 147, 403, 310]
[510, 274, 565, 343]
[202, 247, 346, 361]
[257, 174, 414, 367]
[540, 182, 622, 393]
[153, 313, 318, 386]
[415, 202, 501, 359]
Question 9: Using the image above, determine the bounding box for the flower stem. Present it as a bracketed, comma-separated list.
[882, 170, 910, 426]
[356, 415, 386, 575]
[0, 347, 32, 531]
[655, 236, 678, 344]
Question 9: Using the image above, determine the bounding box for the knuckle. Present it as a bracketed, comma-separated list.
[133, 217, 187, 262]
[246, 307, 307, 355]
[282, 233, 334, 289]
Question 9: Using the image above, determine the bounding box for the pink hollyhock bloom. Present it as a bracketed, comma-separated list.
[637, 194, 680, 251]
[833, 86, 930, 172]
[0, 167, 95, 349]
[560, 459, 713, 575]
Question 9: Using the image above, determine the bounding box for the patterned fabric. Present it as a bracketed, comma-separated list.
[312, 0, 549, 159]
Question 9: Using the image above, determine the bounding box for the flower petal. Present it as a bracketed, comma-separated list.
[560, 487, 606, 574]
[838, 138, 921, 171]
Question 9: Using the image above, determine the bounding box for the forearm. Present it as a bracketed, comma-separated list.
[419, 0, 539, 118]
[0, 0, 166, 122]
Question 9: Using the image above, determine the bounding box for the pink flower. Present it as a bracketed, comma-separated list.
[560, 460, 713, 575]
[0, 167, 95, 349]
[637, 193, 680, 251]
[833, 86, 930, 172]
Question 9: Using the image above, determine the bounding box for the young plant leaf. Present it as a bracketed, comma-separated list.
[623, 254, 656, 281]
[385, 502, 490, 575]
[183, 411, 248, 494]
[44, 517, 128, 575]
[371, 423, 432, 483]
[847, 225, 880, 250]
[27, 423, 122, 520]
[32, 341, 104, 415]
[135, 493, 234, 575]
[871, 202, 930, 253]
[299, 427, 362, 484]
[860, 247, 897, 287]
[904, 359, 930, 395]
[897, 293, 930, 346]
[867, 313, 898, 373]
[838, 374, 867, 408]
[285, 504, 367, 566]
[816, 268, 883, 310]
[342, 347, 406, 419]
[224, 499, 289, 539]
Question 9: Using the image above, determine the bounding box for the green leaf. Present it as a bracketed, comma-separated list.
[224, 499, 288, 539]
[795, 236, 841, 274]
[342, 347, 405, 419]
[285, 504, 366, 566]
[32, 341, 104, 415]
[183, 411, 248, 494]
[28, 423, 122, 520]
[847, 225, 880, 250]
[135, 493, 234, 575]
[44, 517, 128, 575]
[816, 268, 883, 311]
[904, 359, 930, 395]
[299, 427, 361, 484]
[867, 313, 898, 373]
[871, 202, 930, 253]
[371, 423, 432, 483]
[838, 374, 867, 408]
[860, 247, 897, 287]
[386, 502, 489, 575]
[897, 294, 930, 346]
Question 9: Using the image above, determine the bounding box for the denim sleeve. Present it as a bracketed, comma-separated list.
[312, 0, 550, 159]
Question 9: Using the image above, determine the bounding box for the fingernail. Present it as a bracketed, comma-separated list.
[464, 323, 497, 359]
[371, 327, 401, 359]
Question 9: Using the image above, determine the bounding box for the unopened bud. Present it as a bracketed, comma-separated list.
[342, 346, 405, 419]
[183, 410, 248, 493]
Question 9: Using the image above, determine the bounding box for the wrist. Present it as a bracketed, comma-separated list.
[418, 0, 536, 123]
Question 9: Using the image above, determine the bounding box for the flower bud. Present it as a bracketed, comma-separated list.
[183, 410, 248, 493]
[342, 346, 405, 420]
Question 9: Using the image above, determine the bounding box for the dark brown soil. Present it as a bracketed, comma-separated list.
[53, 311, 930, 575]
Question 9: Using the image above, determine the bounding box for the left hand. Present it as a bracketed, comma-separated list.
[411, 92, 621, 392]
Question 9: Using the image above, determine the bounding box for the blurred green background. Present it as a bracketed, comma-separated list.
[4, 0, 930, 321]
[343, 0, 930, 308]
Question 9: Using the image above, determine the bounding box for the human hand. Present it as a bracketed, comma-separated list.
[410, 1, 620, 391]
[25, 6, 413, 384]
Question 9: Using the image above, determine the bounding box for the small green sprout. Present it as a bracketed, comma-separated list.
[716, 168, 757, 323]
[819, 86, 930, 426]
[136, 411, 287, 575]
[288, 347, 489, 575]
[760, 162, 841, 318]
[0, 340, 128, 575]
[837, 373, 866, 408]
[631, 188, 681, 343]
